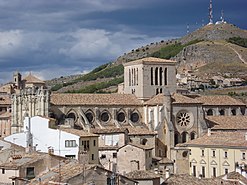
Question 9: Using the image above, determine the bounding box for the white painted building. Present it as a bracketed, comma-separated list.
[5, 116, 99, 162]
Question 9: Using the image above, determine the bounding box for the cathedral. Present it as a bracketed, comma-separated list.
[10, 57, 246, 163]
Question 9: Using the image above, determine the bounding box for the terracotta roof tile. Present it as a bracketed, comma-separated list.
[184, 131, 247, 148]
[124, 57, 176, 66]
[50, 93, 142, 106]
[144, 93, 201, 105]
[60, 128, 98, 137]
[207, 116, 247, 130]
[23, 73, 44, 84]
[126, 170, 160, 180]
[0, 96, 11, 105]
[124, 126, 157, 136]
[172, 93, 201, 104]
[196, 95, 245, 106]
[91, 127, 128, 134]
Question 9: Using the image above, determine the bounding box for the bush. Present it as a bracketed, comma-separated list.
[228, 37, 247, 48]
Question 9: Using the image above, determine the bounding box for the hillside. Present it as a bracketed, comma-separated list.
[47, 23, 247, 93]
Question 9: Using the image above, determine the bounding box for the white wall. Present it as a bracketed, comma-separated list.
[0, 169, 19, 184]
[5, 116, 80, 159]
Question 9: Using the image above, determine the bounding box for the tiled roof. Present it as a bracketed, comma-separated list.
[126, 170, 160, 180]
[0, 96, 11, 105]
[162, 174, 233, 185]
[23, 73, 44, 84]
[144, 94, 164, 105]
[172, 93, 201, 104]
[184, 131, 247, 148]
[124, 126, 157, 136]
[128, 143, 153, 150]
[0, 111, 11, 118]
[195, 95, 245, 106]
[91, 127, 128, 134]
[0, 153, 61, 170]
[50, 93, 142, 106]
[226, 171, 247, 184]
[124, 57, 176, 66]
[206, 116, 247, 130]
[61, 128, 98, 137]
[144, 93, 201, 106]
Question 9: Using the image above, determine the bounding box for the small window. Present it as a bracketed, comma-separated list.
[212, 150, 216, 157]
[65, 140, 76, 147]
[65, 155, 76, 159]
[113, 153, 117, 158]
[212, 167, 216, 177]
[101, 154, 106, 159]
[201, 150, 205, 157]
[201, 166, 205, 178]
[193, 165, 196, 177]
[101, 112, 110, 122]
[224, 151, 228, 158]
[225, 168, 228, 174]
[26, 167, 35, 180]
[242, 152, 246, 160]
[92, 154, 94, 160]
[130, 112, 139, 123]
[117, 112, 125, 123]
[93, 140, 96, 146]
[2, 169, 5, 174]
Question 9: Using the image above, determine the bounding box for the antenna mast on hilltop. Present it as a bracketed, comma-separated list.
[220, 9, 225, 23]
[208, 0, 213, 24]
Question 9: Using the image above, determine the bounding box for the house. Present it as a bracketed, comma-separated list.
[0, 152, 66, 185]
[117, 143, 153, 174]
[180, 131, 247, 178]
[5, 116, 99, 163]
[91, 127, 128, 171]
[126, 170, 160, 185]
[30, 160, 138, 185]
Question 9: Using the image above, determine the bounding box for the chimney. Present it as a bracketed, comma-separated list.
[207, 128, 211, 136]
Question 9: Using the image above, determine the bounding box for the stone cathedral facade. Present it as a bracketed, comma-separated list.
[10, 57, 246, 166]
[11, 73, 49, 133]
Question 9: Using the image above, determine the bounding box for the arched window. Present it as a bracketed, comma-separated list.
[231, 109, 236, 116]
[133, 68, 136, 86]
[141, 138, 147, 145]
[85, 111, 94, 124]
[174, 132, 180, 145]
[117, 112, 126, 123]
[164, 68, 167, 85]
[130, 112, 139, 123]
[219, 109, 225, 116]
[131, 68, 134, 86]
[182, 132, 188, 143]
[129, 69, 131, 86]
[100, 111, 110, 123]
[155, 67, 158, 85]
[190, 132, 196, 140]
[156, 88, 159, 95]
[207, 109, 213, 116]
[160, 88, 163, 93]
[136, 68, 138, 85]
[159, 67, 163, 85]
[151, 67, 153, 85]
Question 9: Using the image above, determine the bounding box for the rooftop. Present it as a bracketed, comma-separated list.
[61, 128, 98, 137]
[91, 127, 128, 134]
[0, 96, 11, 105]
[182, 131, 247, 148]
[124, 57, 176, 66]
[50, 93, 142, 106]
[207, 116, 247, 130]
[126, 170, 160, 180]
[124, 126, 157, 136]
[23, 73, 45, 84]
[195, 95, 245, 106]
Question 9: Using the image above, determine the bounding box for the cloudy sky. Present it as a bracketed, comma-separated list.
[0, 0, 246, 84]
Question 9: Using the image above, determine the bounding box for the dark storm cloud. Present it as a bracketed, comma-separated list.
[0, 0, 246, 84]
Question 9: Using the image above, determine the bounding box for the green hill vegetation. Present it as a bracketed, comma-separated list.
[151, 39, 203, 59]
[228, 37, 247, 48]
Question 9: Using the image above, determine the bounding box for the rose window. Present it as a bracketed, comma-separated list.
[177, 112, 190, 127]
[176, 111, 194, 130]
